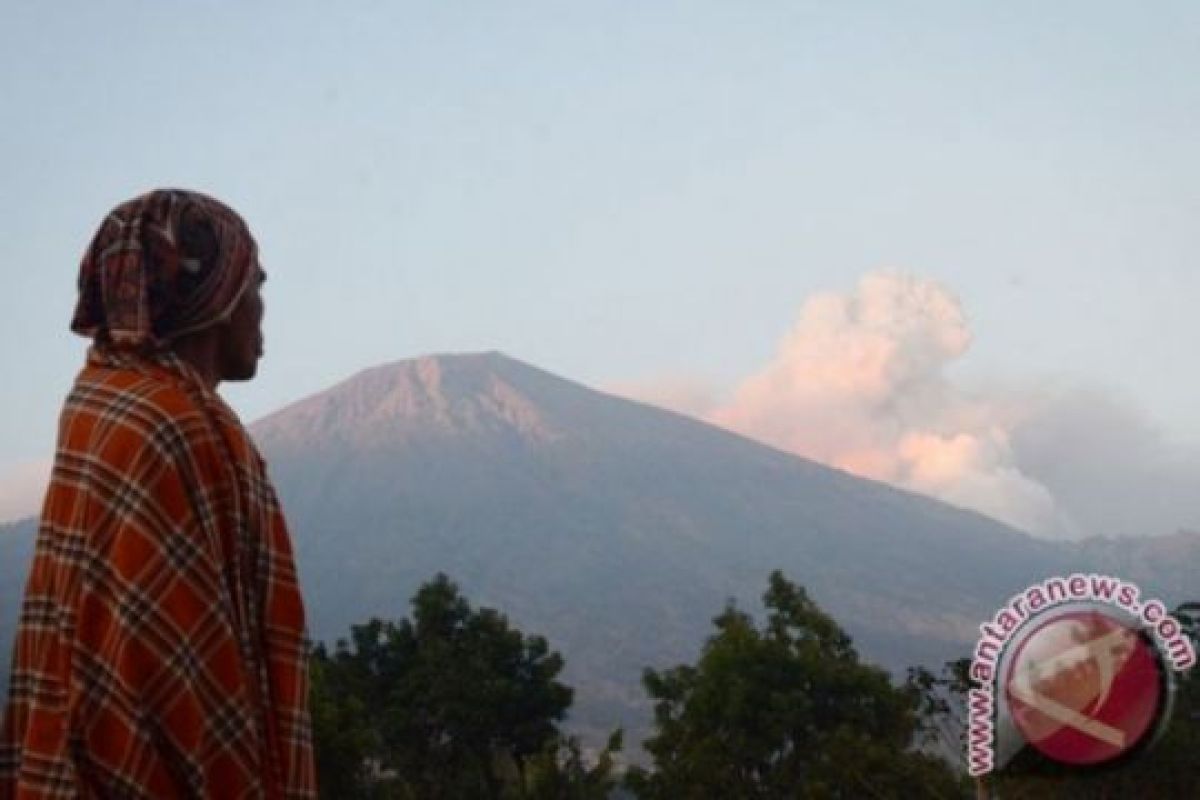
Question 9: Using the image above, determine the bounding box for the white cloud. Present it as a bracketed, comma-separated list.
[701, 269, 1072, 536]
[609, 269, 1200, 540]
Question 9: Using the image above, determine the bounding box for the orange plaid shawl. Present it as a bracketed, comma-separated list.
[1, 348, 315, 798]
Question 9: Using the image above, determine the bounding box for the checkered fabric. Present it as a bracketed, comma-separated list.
[71, 189, 257, 349]
[0, 347, 315, 798]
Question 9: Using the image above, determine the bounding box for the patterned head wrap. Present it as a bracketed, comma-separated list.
[71, 189, 257, 349]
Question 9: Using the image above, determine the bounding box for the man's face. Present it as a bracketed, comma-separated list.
[219, 264, 266, 382]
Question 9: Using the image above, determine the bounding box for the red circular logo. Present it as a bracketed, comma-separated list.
[1004, 609, 1166, 766]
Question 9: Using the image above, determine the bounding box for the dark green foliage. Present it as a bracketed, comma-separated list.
[625, 571, 967, 798]
[310, 574, 620, 799]
[309, 642, 378, 797]
[908, 657, 974, 772]
[513, 731, 624, 800]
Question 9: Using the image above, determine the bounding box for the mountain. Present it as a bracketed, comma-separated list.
[3, 352, 1199, 752]
[250, 352, 1200, 746]
[0, 517, 36, 695]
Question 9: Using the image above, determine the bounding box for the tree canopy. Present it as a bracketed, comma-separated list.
[626, 570, 965, 798]
[310, 574, 620, 799]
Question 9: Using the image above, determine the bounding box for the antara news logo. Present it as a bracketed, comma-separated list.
[966, 573, 1196, 776]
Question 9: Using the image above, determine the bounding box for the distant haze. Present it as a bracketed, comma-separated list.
[0, 461, 49, 526]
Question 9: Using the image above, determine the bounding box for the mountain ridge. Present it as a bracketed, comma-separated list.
[3, 352, 1198, 751]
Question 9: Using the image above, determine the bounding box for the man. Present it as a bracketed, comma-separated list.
[0, 190, 315, 798]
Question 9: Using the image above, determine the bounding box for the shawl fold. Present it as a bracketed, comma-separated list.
[1, 348, 315, 799]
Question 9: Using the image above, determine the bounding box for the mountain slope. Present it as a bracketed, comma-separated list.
[3, 353, 1197, 750]
[248, 352, 1200, 744]
[0, 518, 37, 696]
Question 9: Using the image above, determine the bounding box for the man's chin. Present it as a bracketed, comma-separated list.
[222, 359, 259, 383]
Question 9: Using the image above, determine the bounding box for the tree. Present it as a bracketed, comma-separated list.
[309, 642, 378, 797]
[310, 574, 608, 799]
[515, 730, 625, 800]
[625, 571, 966, 798]
[908, 658, 974, 771]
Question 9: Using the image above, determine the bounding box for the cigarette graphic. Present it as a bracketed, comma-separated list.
[1009, 627, 1134, 748]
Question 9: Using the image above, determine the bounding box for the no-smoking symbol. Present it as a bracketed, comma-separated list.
[1005, 609, 1168, 766]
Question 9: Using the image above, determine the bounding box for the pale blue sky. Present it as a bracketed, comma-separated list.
[2, 1, 1199, 478]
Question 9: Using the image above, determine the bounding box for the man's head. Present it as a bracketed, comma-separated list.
[72, 189, 267, 385]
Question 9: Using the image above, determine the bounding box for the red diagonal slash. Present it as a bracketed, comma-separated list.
[1010, 627, 1134, 747]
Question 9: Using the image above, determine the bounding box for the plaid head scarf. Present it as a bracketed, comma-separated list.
[1, 191, 315, 798]
[71, 189, 258, 348]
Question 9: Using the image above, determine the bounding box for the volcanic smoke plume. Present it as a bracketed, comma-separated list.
[706, 270, 1073, 537]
